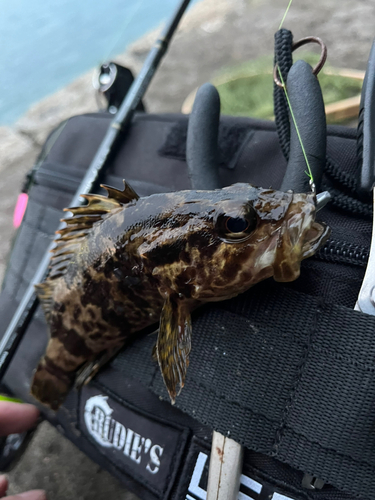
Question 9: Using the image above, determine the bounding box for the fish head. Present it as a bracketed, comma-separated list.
[146, 183, 330, 302]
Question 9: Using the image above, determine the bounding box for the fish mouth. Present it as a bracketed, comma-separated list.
[272, 218, 330, 283]
[301, 221, 331, 259]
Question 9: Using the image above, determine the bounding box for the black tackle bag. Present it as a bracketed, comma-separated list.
[0, 109, 374, 500]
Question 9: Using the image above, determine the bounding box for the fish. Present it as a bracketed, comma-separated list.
[30, 181, 330, 410]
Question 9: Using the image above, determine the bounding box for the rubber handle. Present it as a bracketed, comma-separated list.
[186, 83, 221, 190]
[357, 40, 375, 198]
[280, 60, 326, 192]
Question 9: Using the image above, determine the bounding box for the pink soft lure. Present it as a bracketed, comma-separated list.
[13, 193, 28, 228]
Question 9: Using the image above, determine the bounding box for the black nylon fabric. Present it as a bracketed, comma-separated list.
[242, 450, 357, 500]
[113, 282, 375, 498]
[1, 112, 374, 500]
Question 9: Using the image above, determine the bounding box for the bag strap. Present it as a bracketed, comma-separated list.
[109, 279, 375, 499]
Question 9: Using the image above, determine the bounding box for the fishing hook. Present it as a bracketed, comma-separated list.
[273, 36, 327, 88]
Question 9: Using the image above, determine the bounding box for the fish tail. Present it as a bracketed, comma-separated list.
[31, 356, 75, 411]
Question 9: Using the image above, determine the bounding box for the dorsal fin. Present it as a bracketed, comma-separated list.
[100, 180, 139, 203]
[44, 180, 139, 284]
[36, 180, 139, 322]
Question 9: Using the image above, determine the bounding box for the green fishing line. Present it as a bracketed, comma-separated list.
[277, 0, 314, 185]
[277, 68, 314, 182]
[0, 395, 23, 403]
[279, 0, 294, 30]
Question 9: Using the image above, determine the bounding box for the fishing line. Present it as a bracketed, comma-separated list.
[277, 0, 315, 187]
[277, 68, 314, 183]
[278, 0, 294, 30]
[100, 0, 148, 64]
[92, 0, 148, 109]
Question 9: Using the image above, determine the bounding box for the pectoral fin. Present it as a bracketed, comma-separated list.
[157, 296, 192, 404]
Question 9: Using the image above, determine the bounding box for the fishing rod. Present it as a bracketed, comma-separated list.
[0, 0, 192, 381]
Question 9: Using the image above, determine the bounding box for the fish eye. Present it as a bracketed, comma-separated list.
[219, 210, 257, 242]
[225, 217, 249, 233]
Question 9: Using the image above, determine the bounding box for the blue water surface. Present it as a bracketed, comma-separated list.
[0, 0, 199, 125]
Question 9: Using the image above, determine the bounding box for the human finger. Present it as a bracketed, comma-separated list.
[6, 490, 46, 500]
[0, 402, 40, 436]
[0, 474, 8, 497]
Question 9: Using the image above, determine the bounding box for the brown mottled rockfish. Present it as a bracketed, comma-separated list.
[31, 181, 329, 410]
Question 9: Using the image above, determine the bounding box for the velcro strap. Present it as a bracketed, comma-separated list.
[111, 280, 375, 499]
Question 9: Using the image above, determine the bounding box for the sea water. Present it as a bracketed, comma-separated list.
[0, 0, 199, 125]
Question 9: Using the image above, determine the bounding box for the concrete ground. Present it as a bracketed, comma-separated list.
[1, 0, 374, 498]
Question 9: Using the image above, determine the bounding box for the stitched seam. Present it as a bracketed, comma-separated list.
[278, 423, 375, 474]
[149, 375, 281, 428]
[85, 376, 375, 475]
[174, 376, 375, 472]
[271, 300, 320, 455]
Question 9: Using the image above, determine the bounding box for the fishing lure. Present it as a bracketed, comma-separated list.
[31, 181, 329, 410]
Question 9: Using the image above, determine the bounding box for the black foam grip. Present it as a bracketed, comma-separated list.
[186, 83, 221, 190]
[280, 60, 326, 193]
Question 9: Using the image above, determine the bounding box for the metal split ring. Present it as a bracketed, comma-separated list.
[273, 36, 327, 88]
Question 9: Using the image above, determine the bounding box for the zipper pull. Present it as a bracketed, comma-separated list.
[302, 474, 325, 490]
